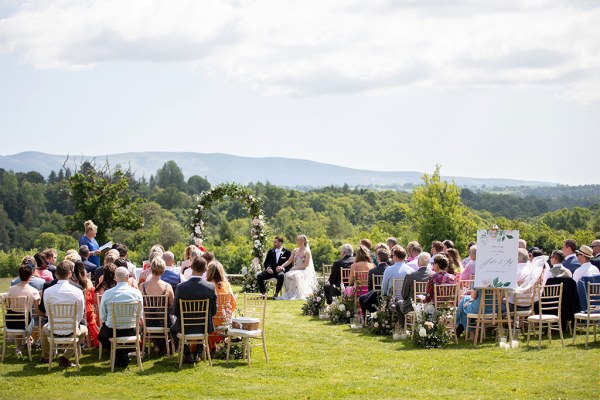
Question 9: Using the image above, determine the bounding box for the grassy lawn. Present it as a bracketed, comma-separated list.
[1, 277, 599, 399]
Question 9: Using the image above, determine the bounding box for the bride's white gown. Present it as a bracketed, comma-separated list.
[283, 250, 317, 300]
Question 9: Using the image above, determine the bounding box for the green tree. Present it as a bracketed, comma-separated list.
[187, 175, 211, 195]
[68, 162, 145, 243]
[410, 166, 477, 253]
[155, 160, 185, 191]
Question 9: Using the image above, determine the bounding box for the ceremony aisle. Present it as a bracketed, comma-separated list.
[0, 279, 598, 399]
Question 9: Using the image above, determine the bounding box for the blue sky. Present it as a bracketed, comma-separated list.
[1, 0, 599, 184]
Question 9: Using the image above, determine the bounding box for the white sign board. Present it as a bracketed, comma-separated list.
[474, 229, 519, 289]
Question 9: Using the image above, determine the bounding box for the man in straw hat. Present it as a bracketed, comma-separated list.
[573, 245, 600, 283]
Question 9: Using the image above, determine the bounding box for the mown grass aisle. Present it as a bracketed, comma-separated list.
[1, 291, 598, 399]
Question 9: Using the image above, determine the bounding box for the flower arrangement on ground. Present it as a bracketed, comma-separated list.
[368, 294, 396, 335]
[326, 290, 358, 324]
[302, 281, 325, 316]
[412, 304, 452, 348]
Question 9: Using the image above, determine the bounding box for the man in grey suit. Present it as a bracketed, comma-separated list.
[171, 256, 217, 364]
[396, 252, 434, 328]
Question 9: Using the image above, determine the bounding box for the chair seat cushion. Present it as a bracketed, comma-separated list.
[51, 337, 79, 344]
[5, 328, 27, 334]
[145, 326, 168, 333]
[109, 336, 140, 343]
[177, 333, 206, 340]
[227, 328, 262, 337]
[527, 315, 559, 322]
[574, 312, 600, 320]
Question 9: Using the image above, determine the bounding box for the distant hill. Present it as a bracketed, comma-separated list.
[0, 151, 556, 188]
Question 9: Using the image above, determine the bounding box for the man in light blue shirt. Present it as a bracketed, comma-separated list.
[99, 267, 143, 367]
[381, 246, 413, 296]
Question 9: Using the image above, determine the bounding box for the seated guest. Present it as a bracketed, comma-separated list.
[361, 246, 412, 316]
[200, 252, 215, 280]
[115, 258, 139, 289]
[562, 239, 580, 273]
[35, 251, 53, 282]
[368, 248, 390, 292]
[206, 261, 237, 350]
[79, 245, 98, 284]
[443, 240, 455, 252]
[348, 245, 374, 296]
[113, 243, 137, 281]
[573, 245, 600, 282]
[39, 261, 87, 366]
[180, 245, 197, 276]
[455, 286, 482, 339]
[462, 241, 476, 267]
[151, 251, 186, 290]
[459, 245, 477, 281]
[72, 260, 99, 348]
[396, 252, 434, 328]
[360, 238, 376, 265]
[43, 248, 58, 279]
[542, 250, 572, 285]
[324, 244, 355, 304]
[446, 248, 463, 276]
[11, 256, 45, 290]
[425, 255, 456, 303]
[6, 263, 42, 355]
[386, 237, 398, 264]
[139, 245, 165, 284]
[98, 267, 143, 368]
[381, 246, 412, 297]
[94, 249, 120, 285]
[141, 257, 175, 354]
[590, 239, 600, 268]
[171, 257, 217, 364]
[95, 263, 117, 296]
[506, 249, 541, 310]
[405, 243, 423, 271]
[430, 241, 444, 263]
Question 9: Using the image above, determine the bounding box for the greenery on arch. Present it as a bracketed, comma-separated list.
[190, 182, 268, 262]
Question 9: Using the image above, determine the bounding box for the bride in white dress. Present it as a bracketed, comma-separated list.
[280, 235, 318, 300]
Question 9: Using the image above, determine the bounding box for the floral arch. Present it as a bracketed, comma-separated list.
[190, 183, 267, 291]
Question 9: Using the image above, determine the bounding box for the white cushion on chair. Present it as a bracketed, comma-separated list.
[574, 312, 600, 319]
[5, 329, 26, 334]
[177, 333, 206, 340]
[145, 326, 168, 333]
[227, 328, 262, 337]
[109, 336, 140, 343]
[527, 315, 559, 322]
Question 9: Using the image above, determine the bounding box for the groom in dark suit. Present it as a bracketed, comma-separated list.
[171, 256, 217, 364]
[257, 236, 291, 299]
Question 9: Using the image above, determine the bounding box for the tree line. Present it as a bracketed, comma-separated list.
[0, 161, 598, 277]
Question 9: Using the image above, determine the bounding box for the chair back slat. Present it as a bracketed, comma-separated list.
[322, 264, 332, 281]
[341, 268, 351, 287]
[539, 284, 563, 317]
[587, 282, 600, 313]
[241, 293, 267, 330]
[2, 296, 29, 326]
[179, 299, 210, 336]
[48, 303, 78, 336]
[372, 274, 384, 292]
[142, 295, 168, 328]
[215, 293, 233, 327]
[413, 281, 428, 303]
[111, 301, 141, 330]
[392, 278, 404, 299]
[354, 271, 370, 297]
[434, 284, 458, 309]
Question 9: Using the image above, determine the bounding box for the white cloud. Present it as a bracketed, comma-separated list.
[1, 0, 599, 101]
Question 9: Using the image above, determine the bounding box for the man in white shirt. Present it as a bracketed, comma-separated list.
[39, 260, 87, 367]
[99, 267, 143, 368]
[573, 245, 600, 282]
[381, 246, 413, 296]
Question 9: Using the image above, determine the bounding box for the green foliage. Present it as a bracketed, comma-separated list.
[67, 161, 145, 243]
[0, 249, 30, 277]
[33, 232, 78, 251]
[155, 160, 185, 191]
[186, 175, 211, 194]
[410, 166, 477, 253]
